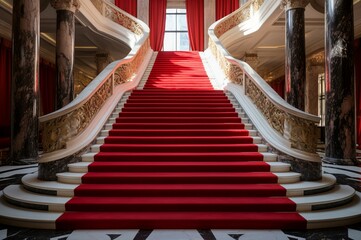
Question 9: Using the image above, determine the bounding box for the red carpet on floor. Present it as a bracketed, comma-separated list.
[56, 51, 307, 230]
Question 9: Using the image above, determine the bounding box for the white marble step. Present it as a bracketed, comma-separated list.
[0, 193, 60, 229]
[22, 173, 78, 197]
[274, 172, 301, 184]
[291, 185, 355, 211]
[301, 191, 361, 229]
[282, 174, 336, 197]
[90, 143, 268, 153]
[3, 185, 69, 212]
[268, 162, 290, 172]
[22, 172, 336, 198]
[56, 171, 300, 184]
[67, 161, 290, 174]
[2, 183, 355, 218]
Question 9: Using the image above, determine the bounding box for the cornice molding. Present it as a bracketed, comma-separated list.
[50, 0, 80, 12]
[282, 0, 309, 10]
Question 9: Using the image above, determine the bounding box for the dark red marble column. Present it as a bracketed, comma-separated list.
[10, 0, 40, 164]
[324, 0, 357, 165]
[50, 0, 80, 109]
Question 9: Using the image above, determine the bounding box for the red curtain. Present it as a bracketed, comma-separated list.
[149, 0, 167, 51]
[355, 39, 361, 149]
[186, 0, 204, 51]
[269, 77, 285, 99]
[216, 0, 239, 20]
[39, 59, 56, 115]
[114, 0, 137, 17]
[0, 38, 12, 134]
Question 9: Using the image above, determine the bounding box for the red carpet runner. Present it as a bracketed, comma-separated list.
[56, 51, 307, 229]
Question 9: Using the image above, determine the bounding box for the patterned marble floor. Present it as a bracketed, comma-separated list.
[0, 157, 360, 240]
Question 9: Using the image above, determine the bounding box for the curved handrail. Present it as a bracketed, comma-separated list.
[38, 0, 152, 163]
[207, 0, 320, 159]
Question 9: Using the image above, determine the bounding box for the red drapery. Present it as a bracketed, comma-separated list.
[269, 77, 285, 99]
[114, 0, 137, 17]
[355, 39, 361, 149]
[215, 0, 239, 20]
[0, 38, 12, 134]
[149, 0, 167, 51]
[39, 59, 56, 115]
[186, 0, 204, 51]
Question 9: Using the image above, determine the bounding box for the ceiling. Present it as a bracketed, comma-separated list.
[1, 0, 361, 82]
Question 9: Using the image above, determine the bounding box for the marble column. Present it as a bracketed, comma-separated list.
[283, 0, 309, 111]
[95, 52, 111, 74]
[10, 0, 40, 164]
[50, 0, 80, 110]
[324, 0, 356, 165]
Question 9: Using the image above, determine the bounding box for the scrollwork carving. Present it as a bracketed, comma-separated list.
[214, 0, 265, 38]
[41, 39, 150, 153]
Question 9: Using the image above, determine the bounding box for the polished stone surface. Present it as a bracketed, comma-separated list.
[0, 153, 360, 239]
[10, 0, 40, 165]
[324, 0, 356, 165]
[54, 9, 76, 110]
[285, 7, 306, 111]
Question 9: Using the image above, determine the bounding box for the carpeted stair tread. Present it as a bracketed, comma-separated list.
[111, 123, 246, 129]
[108, 129, 250, 136]
[74, 183, 287, 197]
[88, 161, 271, 172]
[94, 151, 264, 162]
[118, 112, 239, 117]
[119, 107, 237, 112]
[114, 117, 243, 123]
[56, 211, 306, 230]
[98, 143, 258, 152]
[103, 136, 255, 144]
[65, 196, 296, 212]
[81, 172, 278, 184]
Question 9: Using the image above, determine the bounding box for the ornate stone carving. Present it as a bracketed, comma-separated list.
[41, 38, 150, 153]
[214, 0, 265, 38]
[50, 0, 80, 12]
[281, 0, 309, 10]
[309, 51, 325, 66]
[208, 39, 244, 85]
[242, 53, 259, 71]
[89, 0, 143, 35]
[209, 36, 318, 153]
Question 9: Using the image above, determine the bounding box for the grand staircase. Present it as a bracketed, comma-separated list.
[0, 51, 360, 230]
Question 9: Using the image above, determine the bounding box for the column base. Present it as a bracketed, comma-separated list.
[323, 156, 358, 166]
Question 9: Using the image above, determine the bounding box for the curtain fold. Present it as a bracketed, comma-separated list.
[149, 0, 167, 51]
[39, 59, 56, 115]
[114, 0, 137, 17]
[216, 0, 239, 20]
[269, 77, 285, 99]
[186, 0, 204, 51]
[0, 38, 12, 132]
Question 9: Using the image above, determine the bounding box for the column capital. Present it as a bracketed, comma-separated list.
[50, 0, 80, 12]
[282, 0, 309, 11]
